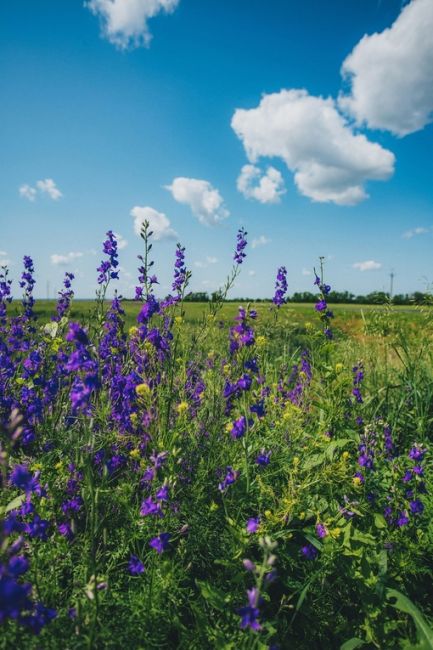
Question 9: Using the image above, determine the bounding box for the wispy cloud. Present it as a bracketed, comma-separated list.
[36, 178, 63, 200]
[402, 226, 430, 240]
[20, 178, 63, 201]
[51, 252, 84, 266]
[114, 232, 128, 249]
[19, 184, 37, 201]
[251, 235, 271, 249]
[353, 260, 382, 272]
[194, 256, 218, 269]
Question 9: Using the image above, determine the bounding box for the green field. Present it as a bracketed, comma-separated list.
[10, 299, 425, 331]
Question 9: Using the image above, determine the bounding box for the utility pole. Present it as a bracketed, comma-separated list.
[389, 270, 395, 299]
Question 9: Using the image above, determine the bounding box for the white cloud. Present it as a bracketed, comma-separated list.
[114, 232, 128, 249]
[339, 0, 433, 136]
[302, 268, 312, 276]
[119, 265, 133, 279]
[237, 164, 286, 204]
[353, 260, 382, 272]
[251, 235, 271, 249]
[36, 178, 63, 200]
[0, 251, 11, 267]
[166, 177, 229, 226]
[131, 205, 177, 241]
[19, 184, 37, 201]
[231, 89, 395, 206]
[248, 270, 256, 276]
[86, 0, 179, 49]
[51, 251, 84, 266]
[402, 226, 430, 239]
[194, 256, 218, 269]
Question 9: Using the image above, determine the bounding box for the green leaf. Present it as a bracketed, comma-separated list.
[374, 513, 387, 529]
[351, 529, 376, 545]
[303, 533, 323, 551]
[303, 453, 325, 470]
[4, 493, 26, 514]
[340, 638, 365, 650]
[196, 580, 228, 612]
[387, 589, 433, 649]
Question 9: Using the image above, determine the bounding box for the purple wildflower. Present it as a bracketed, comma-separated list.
[149, 533, 170, 554]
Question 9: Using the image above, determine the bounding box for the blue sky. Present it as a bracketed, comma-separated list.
[1, 0, 432, 299]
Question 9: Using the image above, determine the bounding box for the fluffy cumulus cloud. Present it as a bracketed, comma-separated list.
[339, 0, 433, 136]
[353, 260, 382, 272]
[402, 226, 430, 239]
[251, 235, 271, 249]
[231, 89, 395, 206]
[166, 177, 229, 225]
[86, 0, 179, 49]
[20, 179, 62, 201]
[131, 205, 177, 241]
[51, 252, 83, 266]
[237, 164, 285, 204]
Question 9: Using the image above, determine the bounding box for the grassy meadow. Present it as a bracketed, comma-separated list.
[1, 238, 432, 649]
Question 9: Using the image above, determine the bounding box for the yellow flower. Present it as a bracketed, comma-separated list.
[130, 413, 138, 425]
[174, 316, 183, 325]
[330, 527, 341, 538]
[129, 449, 140, 459]
[299, 511, 305, 520]
[32, 463, 42, 471]
[55, 461, 63, 471]
[223, 364, 231, 375]
[335, 362, 343, 373]
[342, 451, 350, 461]
[129, 326, 139, 337]
[256, 335, 266, 348]
[293, 456, 300, 466]
[305, 321, 313, 330]
[352, 476, 362, 487]
[264, 510, 272, 519]
[135, 383, 151, 398]
[177, 401, 188, 415]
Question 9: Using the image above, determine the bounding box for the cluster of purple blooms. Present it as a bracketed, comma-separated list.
[172, 244, 187, 295]
[314, 271, 334, 339]
[352, 363, 364, 404]
[0, 464, 55, 633]
[234, 228, 248, 264]
[54, 272, 75, 322]
[0, 223, 430, 645]
[273, 266, 288, 307]
[97, 230, 119, 284]
[65, 323, 99, 415]
[385, 444, 427, 528]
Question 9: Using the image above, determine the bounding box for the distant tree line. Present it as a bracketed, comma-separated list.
[181, 290, 432, 305]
